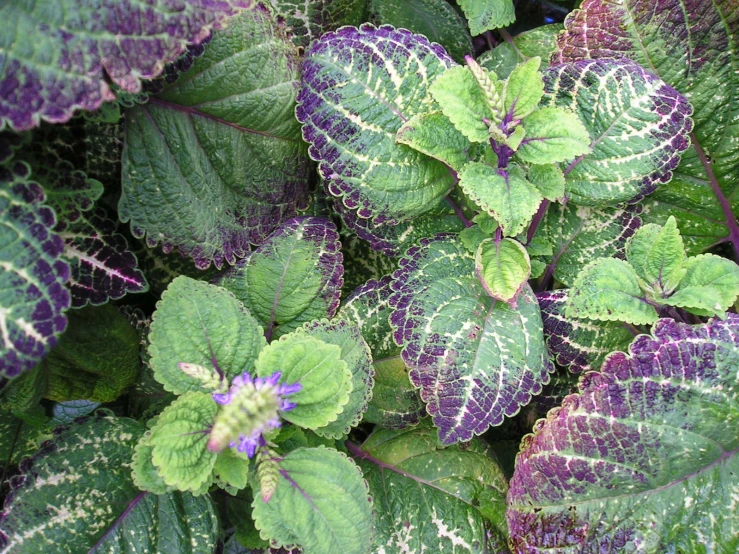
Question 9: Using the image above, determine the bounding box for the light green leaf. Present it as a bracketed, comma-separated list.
[354, 422, 509, 553]
[368, 0, 472, 62]
[458, 0, 515, 35]
[459, 161, 543, 236]
[626, 216, 685, 294]
[298, 318, 374, 438]
[150, 392, 218, 494]
[566, 258, 659, 325]
[88, 491, 220, 554]
[396, 111, 474, 171]
[459, 224, 491, 254]
[0, 415, 145, 552]
[362, 356, 424, 430]
[120, 9, 309, 269]
[516, 106, 591, 165]
[218, 217, 343, 341]
[254, 334, 351, 431]
[132, 421, 171, 495]
[661, 254, 739, 317]
[475, 238, 531, 303]
[213, 448, 250, 493]
[252, 446, 374, 554]
[430, 66, 500, 142]
[149, 276, 267, 395]
[478, 24, 563, 79]
[528, 164, 565, 200]
[503, 57, 543, 121]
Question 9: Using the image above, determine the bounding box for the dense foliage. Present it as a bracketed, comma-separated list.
[0, 0, 737, 552]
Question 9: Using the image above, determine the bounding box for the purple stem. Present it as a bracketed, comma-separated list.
[526, 199, 550, 245]
[692, 134, 739, 261]
[445, 197, 472, 228]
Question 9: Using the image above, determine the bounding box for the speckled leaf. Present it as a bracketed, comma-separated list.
[149, 276, 267, 395]
[661, 254, 739, 317]
[0, 410, 50, 466]
[459, 162, 542, 237]
[0, 0, 252, 131]
[254, 334, 351, 431]
[508, 315, 739, 552]
[0, 163, 70, 378]
[297, 24, 455, 224]
[60, 206, 148, 307]
[88, 491, 219, 554]
[566, 258, 658, 325]
[335, 195, 465, 257]
[298, 318, 374, 438]
[537, 290, 635, 374]
[120, 8, 309, 269]
[475, 238, 530, 303]
[554, 0, 739, 255]
[352, 422, 508, 553]
[340, 234, 397, 297]
[478, 25, 563, 79]
[396, 112, 474, 172]
[339, 276, 397, 360]
[458, 0, 515, 35]
[252, 446, 374, 554]
[369, 0, 472, 63]
[0, 415, 144, 552]
[218, 217, 342, 341]
[539, 203, 642, 287]
[149, 392, 218, 493]
[541, 59, 692, 206]
[531, 370, 579, 414]
[41, 303, 140, 403]
[269, 0, 367, 49]
[389, 235, 553, 444]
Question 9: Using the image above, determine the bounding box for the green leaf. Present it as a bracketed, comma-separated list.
[149, 392, 218, 494]
[149, 276, 267, 395]
[252, 446, 374, 554]
[362, 356, 425, 430]
[459, 224, 491, 254]
[132, 421, 171, 495]
[1, 362, 46, 416]
[88, 492, 220, 554]
[661, 254, 739, 317]
[528, 164, 565, 200]
[218, 217, 343, 341]
[396, 111, 474, 172]
[503, 57, 543, 121]
[41, 303, 140, 403]
[459, 162, 543, 237]
[339, 275, 398, 360]
[120, 9, 309, 269]
[541, 59, 693, 206]
[516, 106, 591, 165]
[0, 415, 145, 552]
[539, 202, 642, 287]
[475, 238, 531, 303]
[353, 422, 509, 552]
[0, 410, 51, 466]
[430, 66, 501, 143]
[566, 258, 659, 325]
[626, 216, 686, 294]
[368, 0, 473, 63]
[478, 24, 563, 79]
[213, 448, 250, 493]
[254, 334, 351, 431]
[554, 0, 738, 256]
[458, 0, 515, 35]
[340, 234, 397, 297]
[269, 0, 367, 49]
[508, 315, 739, 551]
[298, 319, 374, 438]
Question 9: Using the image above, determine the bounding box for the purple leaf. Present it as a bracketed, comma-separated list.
[0, 163, 70, 378]
[61, 207, 148, 308]
[508, 315, 739, 551]
[537, 289, 635, 373]
[389, 235, 553, 444]
[0, 0, 253, 131]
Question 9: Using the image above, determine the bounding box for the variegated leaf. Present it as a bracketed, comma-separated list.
[554, 0, 739, 256]
[269, 0, 367, 49]
[542, 59, 692, 206]
[389, 235, 553, 444]
[478, 24, 563, 79]
[297, 24, 456, 225]
[508, 315, 739, 552]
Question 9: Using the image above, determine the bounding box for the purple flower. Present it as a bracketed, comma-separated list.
[207, 370, 301, 456]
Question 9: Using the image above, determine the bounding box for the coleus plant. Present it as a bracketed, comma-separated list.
[0, 0, 738, 553]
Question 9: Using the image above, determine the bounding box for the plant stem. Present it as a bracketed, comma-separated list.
[498, 28, 527, 61]
[445, 197, 472, 228]
[526, 199, 550, 245]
